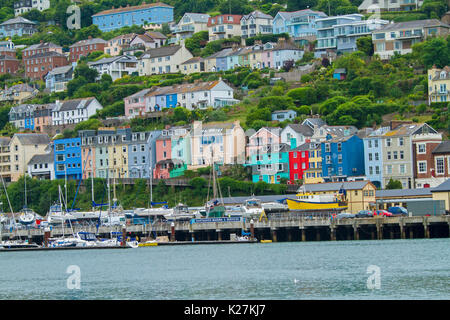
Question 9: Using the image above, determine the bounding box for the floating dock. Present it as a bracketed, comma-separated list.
[0, 245, 129, 252]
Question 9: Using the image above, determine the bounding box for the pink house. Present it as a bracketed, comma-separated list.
[246, 127, 281, 161]
[154, 135, 171, 179]
[81, 145, 96, 179]
[124, 88, 152, 118]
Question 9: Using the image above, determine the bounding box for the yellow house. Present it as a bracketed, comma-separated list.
[431, 179, 450, 211]
[107, 141, 128, 179]
[180, 57, 205, 74]
[9, 133, 50, 182]
[300, 181, 377, 214]
[428, 66, 450, 104]
[303, 143, 324, 184]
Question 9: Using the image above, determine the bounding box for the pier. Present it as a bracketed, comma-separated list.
[2, 215, 450, 244]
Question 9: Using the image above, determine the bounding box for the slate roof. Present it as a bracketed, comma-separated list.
[28, 152, 54, 165]
[0, 17, 37, 26]
[180, 13, 210, 24]
[53, 98, 98, 112]
[431, 179, 450, 192]
[299, 181, 372, 192]
[376, 188, 432, 198]
[432, 140, 450, 154]
[285, 123, 314, 137]
[275, 9, 327, 21]
[93, 2, 173, 17]
[376, 19, 449, 32]
[430, 66, 450, 81]
[14, 133, 50, 145]
[23, 42, 61, 52]
[141, 45, 181, 59]
[242, 11, 273, 20]
[45, 65, 73, 76]
[70, 38, 107, 48]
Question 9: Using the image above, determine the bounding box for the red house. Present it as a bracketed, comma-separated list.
[288, 142, 311, 183]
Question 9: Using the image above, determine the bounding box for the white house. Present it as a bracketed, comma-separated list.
[14, 0, 50, 16]
[138, 44, 193, 75]
[240, 10, 273, 39]
[27, 149, 54, 180]
[51, 97, 103, 125]
[280, 123, 314, 149]
[174, 13, 210, 42]
[88, 55, 138, 81]
[144, 79, 238, 112]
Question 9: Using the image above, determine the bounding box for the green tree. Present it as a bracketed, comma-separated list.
[386, 178, 403, 190]
[356, 36, 374, 56]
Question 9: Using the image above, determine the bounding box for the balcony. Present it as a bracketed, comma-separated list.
[174, 25, 195, 34]
[397, 30, 422, 39]
[213, 27, 226, 34]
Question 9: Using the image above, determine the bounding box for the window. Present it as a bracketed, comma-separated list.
[399, 137, 404, 146]
[375, 153, 379, 161]
[393, 151, 398, 160]
[399, 164, 406, 174]
[325, 143, 330, 153]
[368, 140, 372, 148]
[418, 161, 427, 173]
[387, 151, 391, 160]
[369, 166, 373, 175]
[337, 143, 342, 152]
[386, 138, 391, 147]
[369, 153, 373, 161]
[418, 144, 426, 154]
[387, 165, 392, 174]
[338, 154, 342, 164]
[436, 157, 444, 174]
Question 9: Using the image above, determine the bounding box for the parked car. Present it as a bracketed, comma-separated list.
[374, 210, 392, 217]
[388, 206, 408, 216]
[356, 210, 373, 218]
[336, 212, 356, 219]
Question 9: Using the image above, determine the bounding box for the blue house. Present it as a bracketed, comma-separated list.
[166, 93, 178, 109]
[92, 2, 174, 33]
[128, 130, 161, 179]
[0, 17, 38, 38]
[272, 110, 297, 121]
[54, 138, 82, 180]
[321, 134, 365, 182]
[272, 9, 327, 45]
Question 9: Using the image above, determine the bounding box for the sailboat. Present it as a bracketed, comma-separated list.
[204, 153, 225, 218]
[0, 174, 40, 248]
[18, 175, 37, 226]
[47, 185, 76, 224]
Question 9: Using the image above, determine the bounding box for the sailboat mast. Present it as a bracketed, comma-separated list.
[149, 139, 153, 207]
[212, 148, 217, 199]
[23, 151, 27, 208]
[90, 149, 95, 210]
[59, 185, 65, 237]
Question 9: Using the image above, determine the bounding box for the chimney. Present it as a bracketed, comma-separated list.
[390, 120, 413, 130]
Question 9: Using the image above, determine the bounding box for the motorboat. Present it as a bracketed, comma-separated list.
[261, 201, 288, 212]
[18, 207, 36, 226]
[164, 203, 196, 221]
[286, 193, 347, 211]
[47, 204, 76, 225]
[241, 198, 264, 219]
[0, 239, 41, 249]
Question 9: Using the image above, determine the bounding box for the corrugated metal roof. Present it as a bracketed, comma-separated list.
[300, 181, 372, 192]
[376, 188, 432, 198]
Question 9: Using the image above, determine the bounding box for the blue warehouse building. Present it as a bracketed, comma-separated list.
[92, 2, 174, 33]
[54, 138, 83, 180]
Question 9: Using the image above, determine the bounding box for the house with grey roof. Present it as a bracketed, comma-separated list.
[51, 98, 103, 126]
[0, 83, 39, 104]
[138, 44, 193, 75]
[27, 149, 54, 180]
[0, 16, 38, 38]
[88, 55, 138, 81]
[174, 13, 210, 42]
[280, 123, 313, 149]
[372, 19, 450, 60]
[45, 65, 74, 93]
[358, 0, 423, 13]
[241, 10, 273, 39]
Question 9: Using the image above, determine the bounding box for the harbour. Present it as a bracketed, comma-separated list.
[2, 214, 449, 246]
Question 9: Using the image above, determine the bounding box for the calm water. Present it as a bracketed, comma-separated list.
[0, 239, 449, 300]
